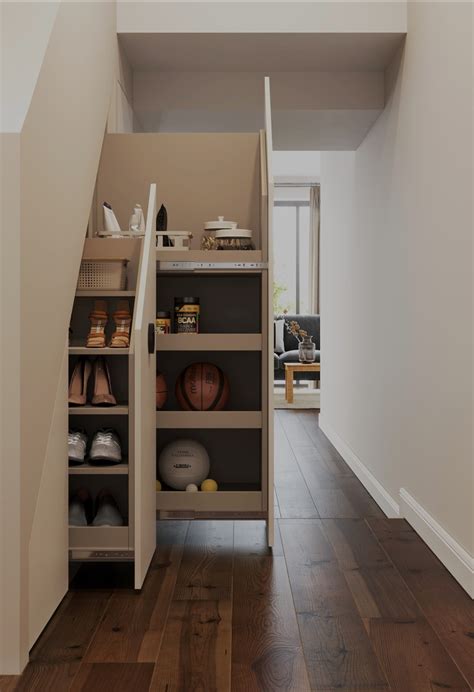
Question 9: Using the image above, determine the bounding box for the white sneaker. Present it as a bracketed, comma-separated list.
[92, 489, 124, 527]
[89, 429, 122, 465]
[68, 430, 87, 465]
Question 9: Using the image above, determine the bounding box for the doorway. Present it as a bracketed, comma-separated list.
[273, 180, 321, 409]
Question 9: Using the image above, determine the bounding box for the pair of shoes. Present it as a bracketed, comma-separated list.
[68, 357, 116, 406]
[69, 488, 124, 527]
[87, 300, 131, 349]
[68, 429, 122, 466]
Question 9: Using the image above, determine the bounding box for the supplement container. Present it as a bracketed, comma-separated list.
[174, 297, 200, 334]
[156, 311, 171, 335]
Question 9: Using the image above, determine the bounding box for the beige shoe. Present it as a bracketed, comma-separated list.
[86, 300, 108, 348]
[109, 300, 131, 348]
[68, 358, 92, 406]
[91, 357, 117, 406]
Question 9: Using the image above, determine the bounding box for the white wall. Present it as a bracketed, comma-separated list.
[1, 1, 117, 673]
[320, 2, 473, 594]
[133, 70, 384, 149]
[0, 2, 60, 132]
[0, 132, 27, 677]
[274, 151, 320, 180]
[108, 40, 141, 133]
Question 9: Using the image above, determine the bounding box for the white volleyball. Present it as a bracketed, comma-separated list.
[186, 483, 199, 492]
[158, 439, 210, 490]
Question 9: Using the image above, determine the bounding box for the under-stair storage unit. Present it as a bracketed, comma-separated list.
[93, 80, 274, 544]
[68, 186, 157, 586]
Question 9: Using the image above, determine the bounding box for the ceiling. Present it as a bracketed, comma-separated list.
[120, 31, 405, 149]
[119, 32, 405, 73]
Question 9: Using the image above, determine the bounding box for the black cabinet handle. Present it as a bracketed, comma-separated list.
[148, 323, 155, 354]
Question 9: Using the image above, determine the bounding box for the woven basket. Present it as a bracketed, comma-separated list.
[77, 259, 128, 290]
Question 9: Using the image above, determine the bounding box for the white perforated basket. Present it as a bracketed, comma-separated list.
[77, 259, 128, 290]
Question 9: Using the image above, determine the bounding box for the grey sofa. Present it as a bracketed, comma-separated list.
[274, 314, 320, 382]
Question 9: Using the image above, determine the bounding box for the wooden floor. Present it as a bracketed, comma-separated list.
[2, 410, 473, 691]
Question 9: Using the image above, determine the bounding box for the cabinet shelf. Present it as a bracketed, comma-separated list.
[156, 488, 262, 513]
[156, 333, 261, 351]
[75, 290, 136, 297]
[69, 525, 129, 550]
[69, 549, 134, 563]
[69, 346, 129, 355]
[157, 250, 263, 264]
[69, 405, 129, 415]
[68, 463, 129, 475]
[156, 410, 262, 429]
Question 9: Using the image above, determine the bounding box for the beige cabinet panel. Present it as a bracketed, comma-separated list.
[131, 184, 157, 588]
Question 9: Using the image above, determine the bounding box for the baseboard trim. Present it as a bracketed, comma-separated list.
[399, 488, 474, 598]
[318, 415, 400, 518]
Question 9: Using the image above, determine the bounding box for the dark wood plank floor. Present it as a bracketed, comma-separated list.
[3, 410, 473, 691]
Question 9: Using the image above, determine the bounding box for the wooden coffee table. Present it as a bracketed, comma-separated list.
[284, 362, 320, 403]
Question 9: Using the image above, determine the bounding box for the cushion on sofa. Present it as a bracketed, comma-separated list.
[274, 318, 285, 354]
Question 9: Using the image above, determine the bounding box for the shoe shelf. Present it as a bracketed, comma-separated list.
[69, 526, 129, 551]
[69, 549, 134, 563]
[68, 229, 146, 578]
[69, 346, 129, 355]
[156, 411, 262, 429]
[66, 185, 158, 587]
[69, 405, 129, 415]
[68, 463, 129, 475]
[156, 333, 262, 351]
[75, 290, 136, 298]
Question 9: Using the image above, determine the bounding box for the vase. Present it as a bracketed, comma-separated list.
[299, 336, 316, 363]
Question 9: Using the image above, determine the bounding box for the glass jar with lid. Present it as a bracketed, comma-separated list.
[214, 228, 255, 251]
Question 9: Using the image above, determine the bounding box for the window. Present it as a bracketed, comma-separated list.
[273, 186, 314, 315]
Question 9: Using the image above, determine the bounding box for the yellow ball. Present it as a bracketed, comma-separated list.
[156, 480, 162, 492]
[201, 478, 218, 492]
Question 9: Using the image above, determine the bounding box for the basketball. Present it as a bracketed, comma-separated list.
[176, 362, 230, 411]
[156, 372, 168, 410]
[158, 439, 210, 490]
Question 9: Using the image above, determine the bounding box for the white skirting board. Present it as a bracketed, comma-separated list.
[318, 415, 474, 597]
[318, 415, 400, 518]
[399, 489, 474, 598]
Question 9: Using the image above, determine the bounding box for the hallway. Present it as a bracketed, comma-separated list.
[2, 411, 472, 691]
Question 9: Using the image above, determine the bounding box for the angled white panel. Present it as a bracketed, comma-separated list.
[132, 183, 157, 588]
[28, 343, 68, 647]
[264, 76, 275, 547]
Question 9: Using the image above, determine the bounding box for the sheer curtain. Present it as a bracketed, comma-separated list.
[309, 185, 320, 313]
